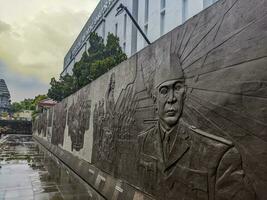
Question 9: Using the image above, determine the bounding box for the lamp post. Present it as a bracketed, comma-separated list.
[116, 3, 151, 45]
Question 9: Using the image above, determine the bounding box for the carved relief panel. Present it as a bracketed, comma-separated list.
[51, 100, 67, 146]
[93, 0, 267, 198]
[36, 111, 48, 136]
[67, 89, 91, 151]
[34, 0, 267, 199]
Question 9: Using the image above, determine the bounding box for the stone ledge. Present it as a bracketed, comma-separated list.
[33, 135, 154, 200]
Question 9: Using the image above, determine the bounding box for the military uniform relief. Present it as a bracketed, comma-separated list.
[35, 111, 48, 137]
[137, 55, 255, 199]
[33, 0, 267, 199]
[92, 72, 138, 176]
[68, 90, 91, 151]
[51, 100, 67, 146]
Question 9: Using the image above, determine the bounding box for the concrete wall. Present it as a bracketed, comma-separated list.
[34, 0, 267, 199]
[0, 120, 32, 134]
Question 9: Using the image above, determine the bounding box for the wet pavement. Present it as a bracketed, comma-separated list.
[0, 135, 104, 200]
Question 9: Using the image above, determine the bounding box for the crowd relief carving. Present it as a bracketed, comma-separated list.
[33, 0, 267, 199]
[35, 111, 47, 136]
[51, 101, 67, 146]
[68, 90, 91, 151]
[47, 108, 53, 127]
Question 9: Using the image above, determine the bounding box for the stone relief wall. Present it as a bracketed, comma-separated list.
[33, 0, 267, 199]
[51, 100, 68, 146]
[37, 110, 47, 136]
[67, 89, 91, 151]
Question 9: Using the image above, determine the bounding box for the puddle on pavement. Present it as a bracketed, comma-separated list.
[0, 135, 104, 200]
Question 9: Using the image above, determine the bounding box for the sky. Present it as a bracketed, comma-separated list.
[0, 0, 99, 102]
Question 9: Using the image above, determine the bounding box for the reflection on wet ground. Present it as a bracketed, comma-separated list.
[0, 135, 103, 200]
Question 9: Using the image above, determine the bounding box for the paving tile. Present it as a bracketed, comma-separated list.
[0, 135, 99, 200]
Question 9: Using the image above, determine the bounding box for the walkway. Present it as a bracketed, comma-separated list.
[0, 135, 104, 200]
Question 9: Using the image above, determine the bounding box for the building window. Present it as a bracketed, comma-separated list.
[160, 0, 166, 36]
[144, 24, 148, 46]
[102, 20, 106, 39]
[123, 42, 126, 52]
[115, 23, 118, 37]
[123, 14, 127, 40]
[144, 24, 148, 36]
[144, 0, 149, 46]
[161, 0, 166, 10]
[160, 10, 165, 36]
[144, 0, 149, 24]
[131, 0, 139, 54]
[182, 0, 188, 23]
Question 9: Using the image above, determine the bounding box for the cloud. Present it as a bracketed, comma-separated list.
[0, 0, 99, 101]
[0, 0, 98, 84]
[0, 20, 11, 34]
[0, 8, 90, 83]
[0, 60, 49, 102]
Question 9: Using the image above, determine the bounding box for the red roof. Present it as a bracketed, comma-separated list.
[38, 98, 57, 107]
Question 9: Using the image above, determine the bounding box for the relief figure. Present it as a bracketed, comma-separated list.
[68, 93, 91, 151]
[137, 56, 256, 200]
[51, 101, 67, 146]
[93, 73, 117, 168]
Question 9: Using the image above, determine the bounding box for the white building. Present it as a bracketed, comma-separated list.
[13, 110, 33, 121]
[62, 0, 219, 75]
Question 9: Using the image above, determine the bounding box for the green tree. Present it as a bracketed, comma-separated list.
[10, 94, 48, 113]
[72, 55, 91, 89]
[11, 99, 34, 112]
[32, 94, 47, 105]
[10, 102, 23, 113]
[1, 112, 8, 118]
[105, 33, 127, 63]
[47, 74, 75, 101]
[20, 99, 35, 110]
[72, 32, 106, 88]
[48, 32, 127, 101]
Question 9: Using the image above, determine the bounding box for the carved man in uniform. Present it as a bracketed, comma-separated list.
[137, 56, 256, 200]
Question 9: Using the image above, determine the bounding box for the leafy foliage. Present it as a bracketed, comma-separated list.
[1, 112, 8, 118]
[47, 32, 127, 101]
[47, 75, 75, 102]
[10, 94, 47, 113]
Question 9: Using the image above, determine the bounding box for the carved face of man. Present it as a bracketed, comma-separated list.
[157, 79, 185, 129]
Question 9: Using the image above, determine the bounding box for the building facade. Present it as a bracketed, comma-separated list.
[62, 0, 218, 75]
[0, 79, 11, 114]
[13, 110, 33, 121]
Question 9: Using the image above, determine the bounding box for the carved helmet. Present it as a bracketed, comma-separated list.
[154, 53, 184, 88]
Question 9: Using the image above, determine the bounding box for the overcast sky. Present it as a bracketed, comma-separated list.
[0, 0, 98, 102]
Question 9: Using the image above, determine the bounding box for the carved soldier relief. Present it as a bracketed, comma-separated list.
[34, 0, 267, 199]
[51, 101, 67, 146]
[137, 53, 256, 200]
[68, 90, 91, 151]
[48, 108, 53, 127]
[93, 73, 118, 171]
[132, 0, 267, 198]
[37, 111, 47, 136]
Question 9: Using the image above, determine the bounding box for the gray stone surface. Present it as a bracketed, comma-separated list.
[33, 0, 267, 199]
[0, 135, 103, 200]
